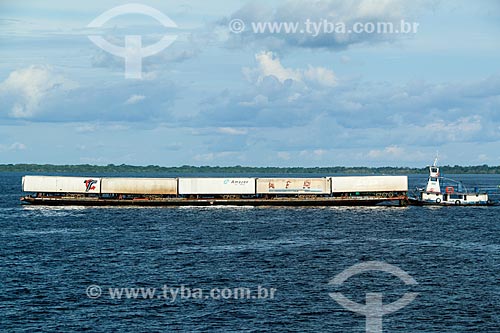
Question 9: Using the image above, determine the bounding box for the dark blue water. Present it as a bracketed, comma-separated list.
[1, 172, 499, 332]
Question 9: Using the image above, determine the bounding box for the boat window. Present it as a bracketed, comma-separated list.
[431, 177, 438, 182]
[431, 167, 438, 173]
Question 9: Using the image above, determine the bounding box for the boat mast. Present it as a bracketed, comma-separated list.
[426, 154, 441, 193]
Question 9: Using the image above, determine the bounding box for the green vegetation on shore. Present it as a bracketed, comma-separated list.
[0, 164, 499, 174]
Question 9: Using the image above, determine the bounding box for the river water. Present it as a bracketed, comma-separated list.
[1, 172, 499, 332]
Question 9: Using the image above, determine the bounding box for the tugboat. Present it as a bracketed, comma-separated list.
[409, 157, 491, 206]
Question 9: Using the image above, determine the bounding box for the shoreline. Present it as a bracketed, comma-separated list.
[2, 164, 500, 175]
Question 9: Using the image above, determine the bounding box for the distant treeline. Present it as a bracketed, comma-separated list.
[0, 164, 499, 174]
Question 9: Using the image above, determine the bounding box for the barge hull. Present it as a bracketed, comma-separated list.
[21, 196, 408, 207]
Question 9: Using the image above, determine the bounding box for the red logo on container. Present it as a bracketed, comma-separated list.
[84, 179, 98, 192]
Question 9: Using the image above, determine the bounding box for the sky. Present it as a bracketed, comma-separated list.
[1, 0, 499, 167]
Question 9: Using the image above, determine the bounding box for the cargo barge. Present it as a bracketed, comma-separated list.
[20, 176, 409, 207]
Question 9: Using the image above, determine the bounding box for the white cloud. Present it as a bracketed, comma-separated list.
[75, 123, 131, 133]
[299, 149, 328, 159]
[193, 151, 240, 162]
[340, 55, 351, 64]
[248, 51, 337, 87]
[356, 0, 410, 19]
[217, 127, 248, 135]
[287, 93, 301, 102]
[313, 149, 327, 157]
[194, 153, 214, 162]
[108, 124, 131, 131]
[0, 142, 27, 152]
[303, 65, 337, 87]
[478, 154, 489, 162]
[424, 116, 482, 141]
[238, 94, 268, 107]
[368, 145, 404, 158]
[75, 123, 98, 133]
[125, 94, 146, 105]
[277, 151, 291, 160]
[255, 51, 301, 82]
[0, 65, 77, 118]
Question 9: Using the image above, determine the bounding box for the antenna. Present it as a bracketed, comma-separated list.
[433, 151, 439, 167]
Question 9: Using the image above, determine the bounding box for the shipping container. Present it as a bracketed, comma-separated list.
[256, 178, 331, 194]
[330, 176, 408, 193]
[101, 178, 177, 195]
[22, 176, 101, 194]
[178, 178, 256, 195]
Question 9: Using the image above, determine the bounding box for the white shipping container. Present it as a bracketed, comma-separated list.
[256, 178, 330, 194]
[331, 176, 408, 193]
[101, 178, 177, 195]
[22, 176, 101, 194]
[178, 178, 255, 195]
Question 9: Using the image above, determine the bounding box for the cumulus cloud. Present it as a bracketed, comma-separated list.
[198, 67, 500, 158]
[0, 142, 27, 152]
[125, 94, 146, 105]
[423, 116, 482, 141]
[254, 51, 301, 82]
[245, 51, 337, 87]
[0, 65, 178, 123]
[0, 65, 77, 118]
[199, 51, 339, 129]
